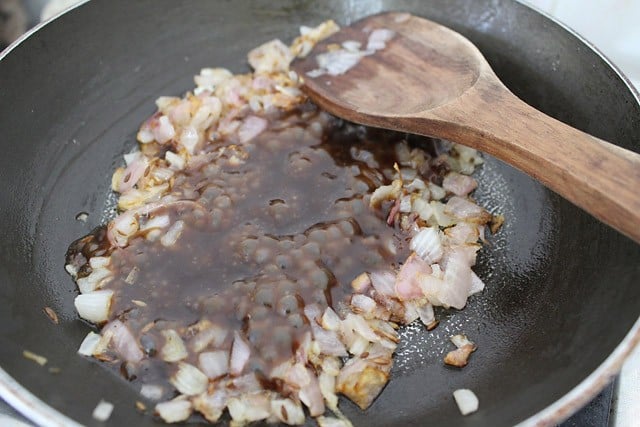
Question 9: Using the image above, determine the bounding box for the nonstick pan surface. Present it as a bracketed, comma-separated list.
[0, 1, 639, 426]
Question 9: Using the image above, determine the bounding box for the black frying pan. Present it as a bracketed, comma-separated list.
[0, 1, 639, 426]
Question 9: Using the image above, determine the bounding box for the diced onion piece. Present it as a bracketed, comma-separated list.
[248, 39, 293, 74]
[351, 272, 371, 293]
[366, 28, 395, 51]
[227, 393, 271, 422]
[453, 389, 479, 415]
[410, 227, 443, 264]
[89, 256, 110, 269]
[198, 351, 229, 379]
[412, 198, 433, 221]
[271, 398, 305, 425]
[74, 290, 113, 323]
[140, 384, 164, 401]
[23, 350, 47, 366]
[165, 151, 185, 171]
[92, 399, 114, 422]
[370, 179, 402, 208]
[369, 270, 396, 297]
[78, 331, 101, 356]
[161, 329, 188, 362]
[442, 172, 478, 196]
[161, 220, 185, 247]
[155, 397, 192, 423]
[192, 389, 227, 423]
[451, 334, 475, 349]
[170, 362, 208, 396]
[103, 320, 144, 363]
[318, 416, 352, 427]
[154, 115, 176, 144]
[238, 115, 268, 143]
[321, 307, 342, 331]
[469, 271, 485, 296]
[230, 332, 251, 375]
[190, 324, 228, 353]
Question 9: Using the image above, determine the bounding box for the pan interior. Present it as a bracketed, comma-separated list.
[0, 1, 639, 426]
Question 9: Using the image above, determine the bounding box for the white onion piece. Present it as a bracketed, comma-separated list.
[152, 115, 176, 144]
[161, 329, 188, 362]
[416, 303, 435, 326]
[406, 177, 426, 192]
[442, 172, 478, 196]
[228, 393, 271, 423]
[248, 39, 293, 73]
[469, 271, 485, 296]
[410, 227, 443, 264]
[170, 362, 208, 396]
[192, 389, 227, 423]
[314, 49, 364, 76]
[320, 307, 342, 331]
[351, 294, 377, 313]
[179, 126, 199, 154]
[298, 368, 325, 417]
[198, 351, 229, 379]
[107, 211, 138, 247]
[140, 384, 164, 401]
[412, 198, 433, 221]
[430, 201, 455, 227]
[78, 331, 101, 356]
[453, 389, 479, 415]
[155, 397, 192, 423]
[445, 222, 479, 245]
[369, 270, 396, 297]
[230, 332, 251, 375]
[238, 115, 268, 143]
[395, 253, 431, 300]
[74, 290, 113, 323]
[140, 214, 171, 231]
[117, 156, 148, 193]
[103, 320, 144, 363]
[367, 28, 395, 51]
[399, 195, 412, 213]
[271, 398, 305, 425]
[89, 256, 110, 269]
[317, 416, 351, 427]
[190, 324, 228, 353]
[343, 314, 379, 343]
[76, 267, 112, 294]
[165, 151, 185, 171]
[318, 371, 338, 410]
[92, 399, 114, 422]
[195, 68, 233, 90]
[445, 196, 488, 222]
[161, 220, 185, 247]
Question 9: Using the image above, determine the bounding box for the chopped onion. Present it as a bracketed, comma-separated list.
[320, 307, 342, 331]
[103, 320, 144, 363]
[190, 324, 228, 353]
[395, 253, 431, 300]
[92, 399, 114, 422]
[165, 151, 185, 171]
[160, 220, 185, 247]
[155, 397, 192, 423]
[445, 196, 490, 223]
[318, 416, 351, 427]
[238, 115, 268, 143]
[227, 393, 271, 422]
[442, 172, 478, 196]
[170, 362, 208, 396]
[140, 384, 164, 401]
[89, 256, 110, 269]
[410, 227, 443, 264]
[198, 351, 229, 379]
[230, 332, 251, 375]
[74, 289, 113, 323]
[453, 389, 479, 415]
[366, 28, 395, 51]
[161, 329, 188, 362]
[192, 389, 227, 423]
[154, 115, 176, 144]
[369, 270, 396, 297]
[271, 398, 305, 425]
[469, 271, 485, 296]
[78, 331, 101, 356]
[76, 267, 112, 294]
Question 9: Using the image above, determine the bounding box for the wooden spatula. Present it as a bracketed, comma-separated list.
[292, 12, 640, 243]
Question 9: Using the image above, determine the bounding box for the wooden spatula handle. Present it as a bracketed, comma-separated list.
[418, 80, 640, 243]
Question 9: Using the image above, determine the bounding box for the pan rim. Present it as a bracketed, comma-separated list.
[0, 0, 639, 426]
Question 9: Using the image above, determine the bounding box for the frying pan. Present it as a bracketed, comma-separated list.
[0, 0, 639, 426]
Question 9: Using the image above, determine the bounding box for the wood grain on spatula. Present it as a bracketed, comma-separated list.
[292, 12, 640, 244]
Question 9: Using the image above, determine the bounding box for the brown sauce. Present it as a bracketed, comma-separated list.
[67, 104, 416, 389]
